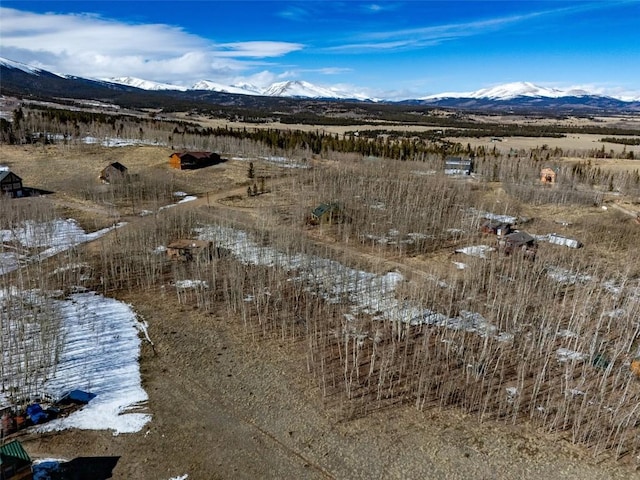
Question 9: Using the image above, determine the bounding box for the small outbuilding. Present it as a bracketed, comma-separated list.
[498, 231, 537, 259]
[541, 167, 558, 184]
[99, 162, 128, 183]
[480, 220, 512, 237]
[0, 169, 23, 198]
[311, 203, 343, 224]
[167, 239, 214, 261]
[169, 152, 221, 170]
[444, 157, 473, 175]
[0, 440, 33, 480]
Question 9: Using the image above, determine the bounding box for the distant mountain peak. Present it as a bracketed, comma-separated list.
[0, 57, 53, 76]
[191, 80, 262, 95]
[105, 76, 188, 91]
[421, 81, 602, 101]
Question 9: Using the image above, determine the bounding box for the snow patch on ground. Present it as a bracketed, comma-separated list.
[546, 266, 592, 284]
[455, 245, 494, 258]
[82, 136, 165, 148]
[0, 219, 126, 275]
[556, 348, 588, 363]
[0, 252, 21, 274]
[0, 288, 150, 435]
[259, 155, 309, 169]
[158, 196, 197, 211]
[196, 225, 507, 340]
[174, 279, 209, 289]
[33, 292, 150, 434]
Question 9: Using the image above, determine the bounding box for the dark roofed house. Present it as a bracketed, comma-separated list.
[169, 151, 221, 170]
[444, 157, 473, 175]
[0, 169, 23, 198]
[311, 202, 343, 224]
[498, 231, 537, 259]
[99, 162, 128, 183]
[480, 219, 512, 237]
[0, 440, 33, 480]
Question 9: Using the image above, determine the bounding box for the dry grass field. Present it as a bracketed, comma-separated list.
[2, 110, 640, 479]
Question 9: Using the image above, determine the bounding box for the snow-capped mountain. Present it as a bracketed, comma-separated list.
[261, 80, 349, 99]
[0, 57, 60, 77]
[106, 76, 188, 91]
[192, 79, 371, 100]
[191, 80, 262, 96]
[2, 56, 639, 109]
[106, 75, 367, 99]
[422, 81, 600, 101]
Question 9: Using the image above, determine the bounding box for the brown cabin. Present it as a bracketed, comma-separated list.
[0, 170, 23, 198]
[541, 167, 557, 184]
[498, 231, 537, 259]
[0, 440, 33, 480]
[167, 239, 214, 261]
[99, 162, 128, 183]
[169, 152, 221, 170]
[480, 220, 512, 237]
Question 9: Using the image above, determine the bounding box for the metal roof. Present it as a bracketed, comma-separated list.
[505, 231, 535, 245]
[312, 203, 340, 218]
[0, 440, 32, 466]
[171, 151, 216, 160]
[0, 170, 21, 183]
[105, 161, 128, 172]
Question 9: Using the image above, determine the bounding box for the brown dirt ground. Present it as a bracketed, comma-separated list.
[20, 289, 640, 480]
[3, 143, 640, 479]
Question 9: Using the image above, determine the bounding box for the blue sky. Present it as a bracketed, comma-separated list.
[1, 1, 639, 99]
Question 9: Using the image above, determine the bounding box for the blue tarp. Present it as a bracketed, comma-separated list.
[26, 403, 48, 424]
[64, 390, 96, 404]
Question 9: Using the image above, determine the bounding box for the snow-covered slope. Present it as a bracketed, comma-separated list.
[191, 80, 261, 95]
[193, 79, 369, 99]
[0, 57, 61, 77]
[422, 81, 598, 101]
[105, 76, 188, 91]
[263, 80, 343, 98]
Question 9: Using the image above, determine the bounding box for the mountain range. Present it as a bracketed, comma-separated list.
[1, 56, 639, 114]
[104, 75, 640, 104]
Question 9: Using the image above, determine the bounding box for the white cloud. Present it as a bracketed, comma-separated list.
[0, 7, 303, 86]
[327, 3, 620, 53]
[216, 41, 304, 58]
[328, 13, 544, 53]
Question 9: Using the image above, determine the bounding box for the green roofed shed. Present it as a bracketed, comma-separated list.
[311, 202, 343, 224]
[1, 439, 33, 479]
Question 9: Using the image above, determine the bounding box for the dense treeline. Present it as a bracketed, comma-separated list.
[4, 102, 640, 148]
[600, 137, 640, 145]
[2, 105, 639, 192]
